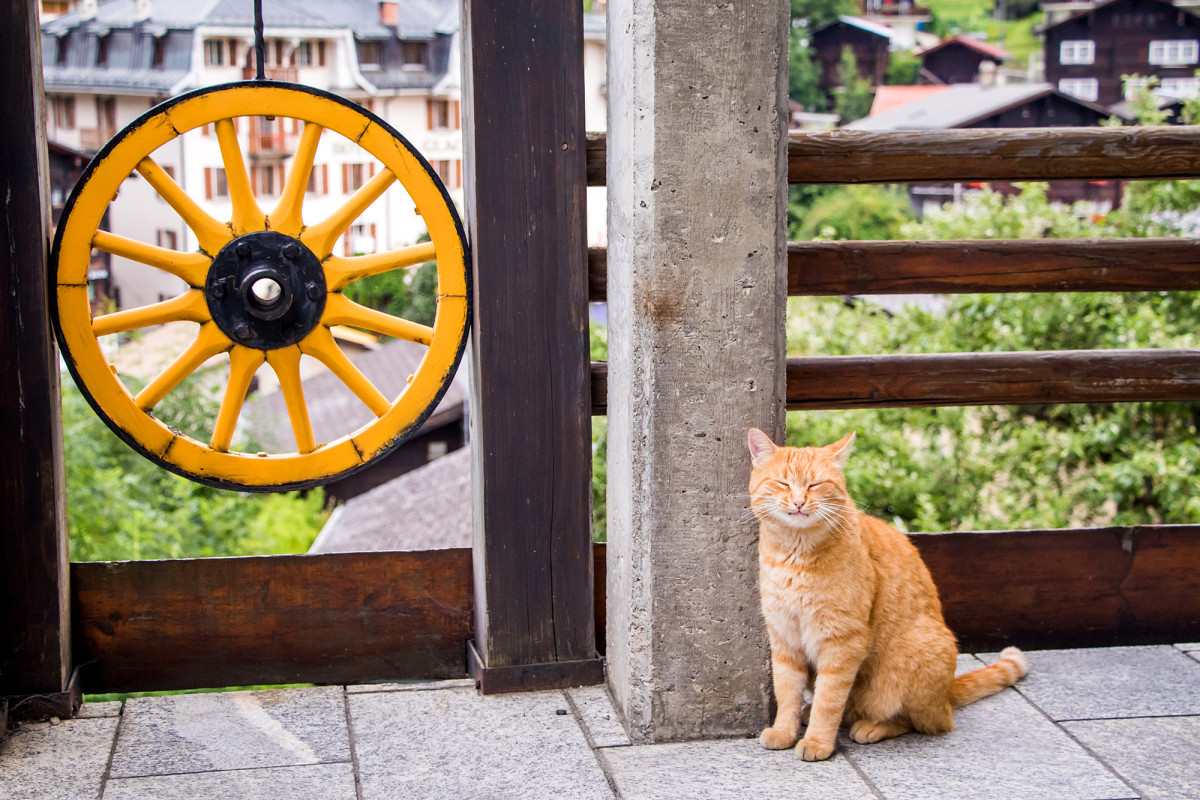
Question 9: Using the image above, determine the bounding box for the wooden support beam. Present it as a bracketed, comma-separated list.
[787, 238, 1200, 296]
[0, 0, 72, 709]
[913, 525, 1200, 650]
[461, 0, 600, 691]
[784, 349, 1200, 410]
[584, 128, 1200, 187]
[71, 550, 473, 693]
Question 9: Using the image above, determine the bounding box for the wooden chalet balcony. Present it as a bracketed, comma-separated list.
[242, 66, 298, 82]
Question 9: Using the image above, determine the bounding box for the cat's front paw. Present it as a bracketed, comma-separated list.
[795, 736, 835, 761]
[760, 726, 798, 750]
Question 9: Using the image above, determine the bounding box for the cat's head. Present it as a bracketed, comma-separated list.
[747, 428, 856, 531]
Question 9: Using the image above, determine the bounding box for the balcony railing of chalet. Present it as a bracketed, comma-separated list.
[242, 67, 298, 82]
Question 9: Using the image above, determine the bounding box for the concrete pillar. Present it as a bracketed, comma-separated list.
[605, 0, 790, 742]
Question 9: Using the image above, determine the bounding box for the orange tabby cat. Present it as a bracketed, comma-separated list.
[748, 428, 1028, 761]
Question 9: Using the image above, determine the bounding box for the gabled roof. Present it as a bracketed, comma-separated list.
[812, 15, 897, 40]
[919, 35, 1011, 62]
[845, 82, 1106, 129]
[1041, 0, 1200, 33]
[868, 84, 950, 116]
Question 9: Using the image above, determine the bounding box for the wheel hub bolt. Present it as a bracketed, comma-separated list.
[211, 280, 226, 299]
[282, 243, 299, 259]
[305, 281, 322, 301]
[235, 242, 251, 258]
[234, 322, 252, 341]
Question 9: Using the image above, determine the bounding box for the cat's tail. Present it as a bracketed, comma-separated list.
[949, 646, 1029, 708]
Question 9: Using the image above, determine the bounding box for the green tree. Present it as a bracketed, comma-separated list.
[63, 375, 328, 561]
[791, 0, 856, 28]
[834, 46, 875, 124]
[793, 184, 912, 241]
[789, 30, 826, 110]
[342, 233, 438, 330]
[885, 49, 922, 85]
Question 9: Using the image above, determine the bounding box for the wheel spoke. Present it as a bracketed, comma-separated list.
[134, 322, 232, 411]
[299, 326, 392, 417]
[215, 118, 267, 235]
[270, 122, 323, 236]
[210, 345, 265, 452]
[322, 293, 433, 345]
[92, 230, 210, 287]
[324, 241, 437, 292]
[301, 168, 396, 258]
[265, 345, 316, 453]
[92, 290, 210, 336]
[136, 156, 231, 254]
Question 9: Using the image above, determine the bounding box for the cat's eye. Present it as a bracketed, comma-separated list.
[809, 481, 826, 489]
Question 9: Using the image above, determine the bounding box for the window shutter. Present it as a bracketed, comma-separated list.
[342, 163, 350, 193]
[368, 162, 376, 178]
[205, 167, 213, 200]
[456, 159, 462, 188]
[318, 40, 326, 67]
[322, 164, 328, 195]
[427, 99, 434, 130]
[369, 223, 376, 240]
[251, 165, 259, 196]
[453, 100, 461, 130]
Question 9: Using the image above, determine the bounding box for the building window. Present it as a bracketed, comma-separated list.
[343, 163, 367, 193]
[1161, 76, 1200, 98]
[1058, 77, 1099, 102]
[96, 33, 111, 67]
[204, 39, 224, 66]
[1123, 76, 1150, 100]
[254, 164, 278, 196]
[96, 96, 117, 136]
[156, 229, 178, 250]
[51, 95, 75, 130]
[357, 40, 382, 69]
[151, 36, 166, 69]
[428, 98, 450, 130]
[402, 41, 427, 67]
[306, 164, 329, 195]
[294, 41, 313, 67]
[1149, 40, 1199, 66]
[433, 159, 452, 185]
[205, 167, 229, 199]
[55, 36, 69, 66]
[1059, 40, 1094, 65]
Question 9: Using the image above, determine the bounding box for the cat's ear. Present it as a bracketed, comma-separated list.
[827, 432, 856, 470]
[747, 428, 778, 468]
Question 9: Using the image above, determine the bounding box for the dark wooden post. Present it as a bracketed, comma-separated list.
[461, 0, 602, 692]
[0, 0, 78, 721]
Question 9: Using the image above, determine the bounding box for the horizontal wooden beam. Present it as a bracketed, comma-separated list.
[785, 349, 1200, 410]
[913, 525, 1200, 650]
[588, 239, 1200, 302]
[584, 128, 1200, 187]
[586, 132, 605, 188]
[787, 238, 1200, 296]
[71, 550, 474, 693]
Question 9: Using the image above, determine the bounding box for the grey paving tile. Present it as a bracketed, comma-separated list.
[350, 687, 614, 800]
[76, 701, 122, 719]
[843, 688, 1136, 800]
[566, 686, 631, 747]
[602, 738, 875, 800]
[103, 762, 357, 800]
[0, 717, 118, 800]
[982, 645, 1200, 721]
[109, 686, 350, 778]
[345, 677, 475, 694]
[1064, 716, 1200, 800]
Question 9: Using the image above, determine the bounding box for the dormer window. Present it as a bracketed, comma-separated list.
[55, 35, 69, 66]
[358, 40, 382, 69]
[1059, 40, 1094, 65]
[1149, 39, 1199, 66]
[151, 36, 166, 69]
[402, 41, 427, 68]
[96, 33, 111, 67]
[204, 39, 224, 66]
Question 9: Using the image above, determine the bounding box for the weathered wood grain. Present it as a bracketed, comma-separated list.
[914, 525, 1200, 650]
[462, 0, 599, 682]
[0, 0, 72, 701]
[71, 550, 474, 693]
[787, 238, 1200, 295]
[785, 349, 1200, 410]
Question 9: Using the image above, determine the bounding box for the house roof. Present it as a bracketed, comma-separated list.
[919, 35, 1011, 62]
[846, 82, 1105, 129]
[42, 0, 459, 95]
[868, 84, 950, 116]
[813, 15, 897, 40]
[1041, 0, 1200, 32]
[243, 336, 467, 454]
[309, 443, 473, 553]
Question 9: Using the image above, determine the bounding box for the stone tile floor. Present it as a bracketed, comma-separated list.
[2, 645, 1199, 799]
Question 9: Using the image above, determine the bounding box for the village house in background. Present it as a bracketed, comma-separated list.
[811, 16, 898, 88]
[1045, 0, 1200, 105]
[919, 35, 1011, 84]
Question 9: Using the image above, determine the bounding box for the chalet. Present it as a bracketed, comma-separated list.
[1044, 0, 1200, 107]
[919, 36, 1012, 84]
[848, 82, 1124, 213]
[811, 15, 895, 89]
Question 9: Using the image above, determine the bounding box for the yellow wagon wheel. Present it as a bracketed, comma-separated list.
[51, 83, 471, 491]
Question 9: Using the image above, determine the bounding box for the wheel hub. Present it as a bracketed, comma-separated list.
[206, 231, 326, 350]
